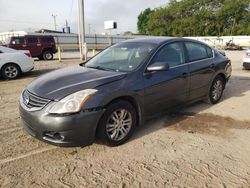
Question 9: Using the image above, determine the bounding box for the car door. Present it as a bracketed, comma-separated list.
[25, 37, 41, 57]
[144, 42, 189, 116]
[184, 42, 215, 100]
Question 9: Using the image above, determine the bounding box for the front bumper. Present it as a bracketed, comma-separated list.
[243, 56, 250, 63]
[19, 98, 105, 147]
[243, 62, 250, 70]
[21, 58, 34, 73]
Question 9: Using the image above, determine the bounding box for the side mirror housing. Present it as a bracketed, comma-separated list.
[147, 62, 169, 72]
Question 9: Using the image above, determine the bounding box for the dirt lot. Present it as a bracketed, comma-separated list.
[0, 51, 250, 187]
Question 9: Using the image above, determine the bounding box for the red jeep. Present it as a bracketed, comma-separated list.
[6, 35, 57, 60]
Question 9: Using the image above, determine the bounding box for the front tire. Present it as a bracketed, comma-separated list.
[97, 100, 137, 146]
[42, 50, 53, 60]
[1, 64, 20, 80]
[207, 75, 225, 104]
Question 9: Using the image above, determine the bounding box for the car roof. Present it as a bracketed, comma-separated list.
[121, 37, 212, 48]
[122, 37, 178, 45]
[11, 35, 53, 38]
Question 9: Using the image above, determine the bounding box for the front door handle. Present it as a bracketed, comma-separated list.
[210, 63, 215, 68]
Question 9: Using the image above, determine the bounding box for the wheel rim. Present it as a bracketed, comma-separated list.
[4, 66, 18, 78]
[45, 53, 52, 59]
[212, 80, 223, 101]
[106, 109, 132, 141]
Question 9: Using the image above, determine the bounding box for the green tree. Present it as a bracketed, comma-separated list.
[138, 0, 250, 36]
[137, 8, 154, 34]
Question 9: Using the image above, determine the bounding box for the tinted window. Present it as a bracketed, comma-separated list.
[151, 42, 185, 68]
[27, 37, 38, 44]
[42, 37, 54, 43]
[206, 46, 213, 58]
[12, 37, 24, 45]
[185, 42, 213, 62]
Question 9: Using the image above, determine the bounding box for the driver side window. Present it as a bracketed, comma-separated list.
[151, 42, 185, 68]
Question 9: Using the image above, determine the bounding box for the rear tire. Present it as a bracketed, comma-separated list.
[96, 100, 137, 146]
[1, 64, 20, 80]
[42, 50, 53, 60]
[206, 75, 225, 104]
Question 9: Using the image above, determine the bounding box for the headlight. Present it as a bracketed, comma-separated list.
[49, 89, 97, 114]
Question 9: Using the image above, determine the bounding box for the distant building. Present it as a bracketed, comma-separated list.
[35, 29, 65, 34]
[35, 28, 71, 34]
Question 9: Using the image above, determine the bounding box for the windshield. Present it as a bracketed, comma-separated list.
[85, 42, 157, 72]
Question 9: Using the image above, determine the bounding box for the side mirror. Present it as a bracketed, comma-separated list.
[147, 62, 169, 72]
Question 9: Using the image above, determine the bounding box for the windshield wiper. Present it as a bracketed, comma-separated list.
[86, 66, 117, 72]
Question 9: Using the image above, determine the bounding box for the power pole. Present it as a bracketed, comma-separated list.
[88, 24, 91, 35]
[51, 14, 57, 31]
[78, 0, 86, 61]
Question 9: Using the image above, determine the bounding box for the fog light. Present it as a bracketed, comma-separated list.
[53, 133, 64, 140]
[44, 132, 64, 141]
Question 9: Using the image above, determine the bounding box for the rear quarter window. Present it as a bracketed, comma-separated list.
[41, 37, 54, 44]
[185, 42, 213, 62]
[206, 46, 213, 58]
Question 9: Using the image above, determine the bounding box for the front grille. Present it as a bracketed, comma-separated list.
[22, 90, 50, 110]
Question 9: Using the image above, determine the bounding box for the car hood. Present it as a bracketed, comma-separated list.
[27, 65, 127, 100]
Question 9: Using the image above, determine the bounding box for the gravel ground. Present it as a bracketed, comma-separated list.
[0, 51, 250, 187]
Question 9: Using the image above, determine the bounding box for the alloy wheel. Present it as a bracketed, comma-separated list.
[4, 65, 18, 79]
[106, 109, 132, 141]
[211, 80, 223, 101]
[45, 53, 52, 60]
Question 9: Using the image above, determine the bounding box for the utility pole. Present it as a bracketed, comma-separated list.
[51, 14, 57, 31]
[88, 24, 91, 35]
[78, 0, 86, 61]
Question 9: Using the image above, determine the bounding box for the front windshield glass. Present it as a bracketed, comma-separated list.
[85, 42, 157, 72]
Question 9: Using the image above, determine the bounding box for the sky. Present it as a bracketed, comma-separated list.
[0, 0, 169, 34]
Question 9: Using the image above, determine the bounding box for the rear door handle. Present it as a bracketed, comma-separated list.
[181, 72, 188, 78]
[210, 63, 215, 68]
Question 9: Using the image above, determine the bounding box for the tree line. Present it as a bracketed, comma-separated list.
[137, 0, 250, 36]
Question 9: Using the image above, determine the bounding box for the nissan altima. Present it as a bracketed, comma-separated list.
[19, 37, 232, 147]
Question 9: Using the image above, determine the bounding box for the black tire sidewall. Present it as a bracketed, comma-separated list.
[97, 100, 137, 146]
[43, 51, 53, 60]
[38, 56, 44, 60]
[1, 64, 20, 80]
[208, 76, 225, 104]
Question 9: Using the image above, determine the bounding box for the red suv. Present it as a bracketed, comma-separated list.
[6, 35, 57, 60]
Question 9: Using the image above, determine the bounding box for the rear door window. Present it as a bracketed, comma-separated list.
[185, 42, 213, 62]
[27, 37, 38, 44]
